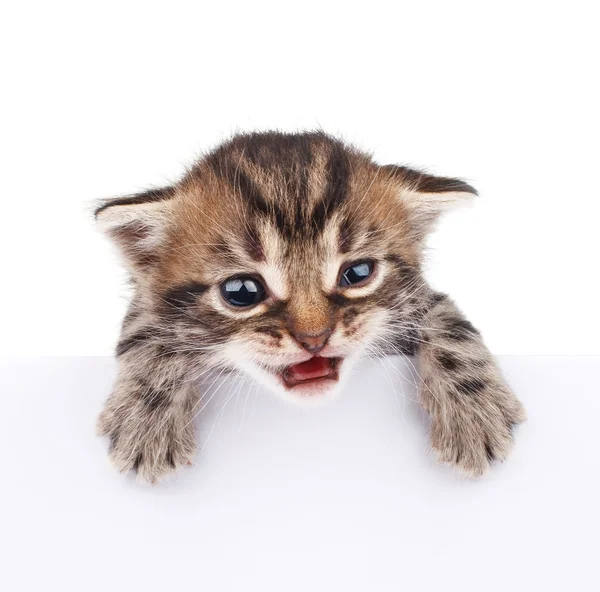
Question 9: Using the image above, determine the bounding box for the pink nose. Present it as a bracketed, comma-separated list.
[292, 329, 332, 353]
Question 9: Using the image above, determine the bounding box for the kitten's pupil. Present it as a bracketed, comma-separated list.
[221, 278, 265, 307]
[340, 261, 373, 287]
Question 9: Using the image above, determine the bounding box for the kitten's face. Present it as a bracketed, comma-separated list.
[96, 132, 475, 402]
[183, 213, 414, 401]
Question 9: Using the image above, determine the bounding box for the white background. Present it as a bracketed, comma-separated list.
[1, 0, 599, 355]
[2, 355, 600, 592]
[1, 3, 600, 592]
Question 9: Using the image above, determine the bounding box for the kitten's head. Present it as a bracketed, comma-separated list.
[96, 132, 475, 402]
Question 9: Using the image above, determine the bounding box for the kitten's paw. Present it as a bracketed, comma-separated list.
[97, 409, 197, 483]
[429, 392, 526, 477]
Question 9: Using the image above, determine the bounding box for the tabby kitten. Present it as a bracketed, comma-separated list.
[95, 131, 525, 482]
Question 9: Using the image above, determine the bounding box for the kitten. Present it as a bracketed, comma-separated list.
[95, 131, 525, 482]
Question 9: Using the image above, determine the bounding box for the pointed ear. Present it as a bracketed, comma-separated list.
[94, 186, 176, 266]
[382, 165, 478, 241]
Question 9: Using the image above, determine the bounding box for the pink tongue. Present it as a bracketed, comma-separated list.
[287, 357, 331, 381]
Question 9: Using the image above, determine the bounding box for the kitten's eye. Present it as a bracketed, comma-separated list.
[220, 277, 266, 307]
[339, 260, 375, 287]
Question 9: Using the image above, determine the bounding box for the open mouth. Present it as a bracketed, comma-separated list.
[279, 356, 342, 390]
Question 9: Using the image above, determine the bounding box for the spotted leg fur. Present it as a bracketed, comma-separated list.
[416, 293, 526, 476]
[97, 329, 200, 483]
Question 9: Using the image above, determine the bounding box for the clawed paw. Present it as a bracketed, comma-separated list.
[429, 396, 526, 477]
[98, 408, 196, 483]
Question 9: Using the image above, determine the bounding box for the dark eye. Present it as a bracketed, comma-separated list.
[339, 260, 374, 287]
[220, 277, 266, 307]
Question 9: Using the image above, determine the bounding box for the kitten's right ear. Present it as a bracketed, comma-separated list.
[382, 165, 477, 242]
[94, 186, 176, 266]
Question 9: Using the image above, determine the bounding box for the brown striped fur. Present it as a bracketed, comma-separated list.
[95, 131, 524, 482]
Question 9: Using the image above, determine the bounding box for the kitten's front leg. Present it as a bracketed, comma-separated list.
[416, 294, 526, 476]
[98, 339, 199, 483]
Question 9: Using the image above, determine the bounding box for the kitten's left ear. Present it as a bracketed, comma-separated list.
[383, 165, 477, 240]
[94, 186, 176, 266]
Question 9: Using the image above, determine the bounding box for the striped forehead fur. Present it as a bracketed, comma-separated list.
[95, 130, 477, 297]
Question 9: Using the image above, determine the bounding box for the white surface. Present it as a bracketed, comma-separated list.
[1, 1, 599, 355]
[2, 355, 599, 591]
